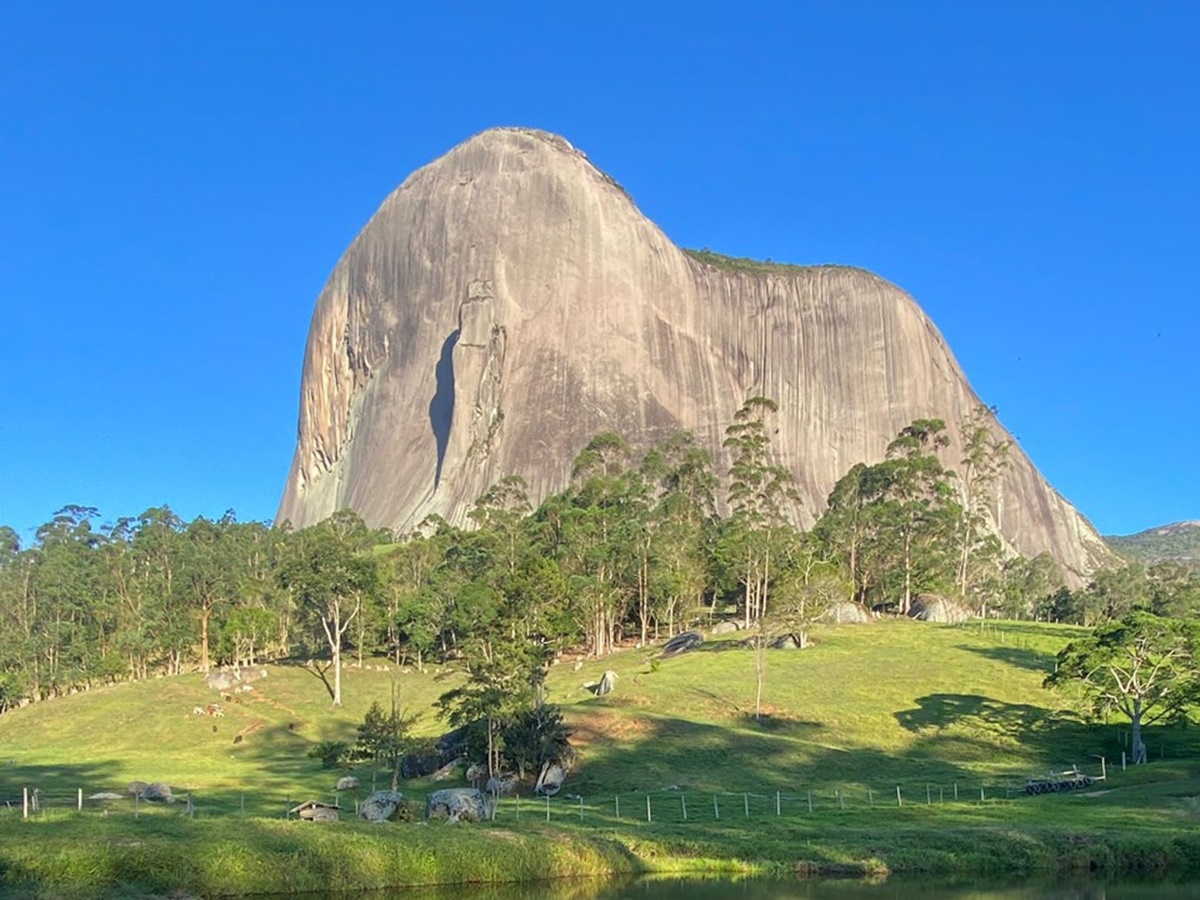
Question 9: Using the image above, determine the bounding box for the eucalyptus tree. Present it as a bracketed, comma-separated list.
[381, 525, 450, 668]
[178, 513, 244, 674]
[538, 432, 643, 657]
[815, 462, 891, 603]
[720, 397, 800, 628]
[0, 527, 33, 708]
[641, 432, 717, 637]
[956, 405, 1011, 603]
[30, 506, 106, 693]
[1000, 552, 1064, 619]
[277, 510, 382, 706]
[877, 420, 959, 613]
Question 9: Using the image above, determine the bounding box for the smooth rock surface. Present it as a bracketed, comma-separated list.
[278, 127, 1112, 584]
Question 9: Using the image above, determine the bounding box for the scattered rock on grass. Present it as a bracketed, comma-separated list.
[142, 782, 173, 803]
[426, 788, 491, 823]
[662, 630, 703, 656]
[359, 790, 407, 823]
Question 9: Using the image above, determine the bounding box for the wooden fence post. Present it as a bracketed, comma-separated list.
[775, 791, 781, 816]
[896, 786, 902, 807]
[545, 795, 550, 823]
[743, 793, 749, 818]
[713, 794, 719, 820]
[807, 789, 812, 813]
[681, 794, 687, 820]
[613, 794, 617, 819]
[77, 788, 83, 812]
[646, 794, 651, 823]
[22, 788, 28, 820]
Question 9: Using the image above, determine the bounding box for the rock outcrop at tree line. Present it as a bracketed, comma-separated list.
[277, 127, 1112, 583]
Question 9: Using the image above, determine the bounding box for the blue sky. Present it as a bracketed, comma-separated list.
[2, 1, 1197, 540]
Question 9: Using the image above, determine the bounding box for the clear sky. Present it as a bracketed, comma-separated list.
[2, 1, 1197, 540]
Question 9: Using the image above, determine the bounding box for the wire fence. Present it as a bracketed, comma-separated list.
[2, 757, 1112, 826]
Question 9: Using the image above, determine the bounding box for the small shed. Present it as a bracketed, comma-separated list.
[289, 800, 340, 822]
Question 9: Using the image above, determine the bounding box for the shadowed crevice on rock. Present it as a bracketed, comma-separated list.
[430, 329, 459, 487]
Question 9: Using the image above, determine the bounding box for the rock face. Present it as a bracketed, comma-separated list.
[278, 127, 1112, 584]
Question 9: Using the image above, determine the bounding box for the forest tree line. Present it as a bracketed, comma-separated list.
[2, 398, 1197, 715]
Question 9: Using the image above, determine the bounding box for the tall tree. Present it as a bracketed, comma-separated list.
[722, 397, 800, 628]
[1046, 612, 1200, 764]
[956, 405, 1010, 604]
[278, 511, 381, 706]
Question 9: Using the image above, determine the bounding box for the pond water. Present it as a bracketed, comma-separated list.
[334, 875, 1200, 900]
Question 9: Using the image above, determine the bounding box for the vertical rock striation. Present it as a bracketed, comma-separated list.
[278, 127, 1112, 583]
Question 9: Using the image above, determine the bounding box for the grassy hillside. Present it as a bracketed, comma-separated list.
[1106, 521, 1200, 567]
[3, 618, 1200, 894]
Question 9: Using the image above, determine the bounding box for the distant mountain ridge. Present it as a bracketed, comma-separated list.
[1106, 521, 1200, 567]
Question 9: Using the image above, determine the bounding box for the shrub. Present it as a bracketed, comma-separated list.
[307, 740, 351, 769]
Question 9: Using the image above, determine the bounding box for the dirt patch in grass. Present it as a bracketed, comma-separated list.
[569, 712, 654, 748]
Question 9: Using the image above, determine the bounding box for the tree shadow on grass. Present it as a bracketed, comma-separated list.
[566, 709, 992, 799]
[896, 693, 1054, 735]
[962, 644, 1057, 674]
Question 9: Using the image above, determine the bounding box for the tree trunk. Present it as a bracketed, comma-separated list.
[1131, 702, 1147, 764]
[332, 627, 342, 707]
[754, 623, 766, 722]
[200, 604, 212, 674]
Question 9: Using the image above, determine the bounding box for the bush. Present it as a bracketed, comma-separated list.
[307, 740, 351, 769]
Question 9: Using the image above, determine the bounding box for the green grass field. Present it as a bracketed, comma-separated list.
[2, 617, 1199, 894]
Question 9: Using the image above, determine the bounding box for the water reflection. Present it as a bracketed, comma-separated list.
[351, 875, 1200, 900]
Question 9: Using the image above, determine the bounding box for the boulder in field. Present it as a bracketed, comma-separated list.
[909, 593, 971, 624]
[595, 670, 618, 696]
[141, 782, 173, 803]
[359, 790, 407, 823]
[425, 788, 491, 823]
[662, 631, 704, 656]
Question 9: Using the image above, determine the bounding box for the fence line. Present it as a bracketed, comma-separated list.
[1, 760, 1109, 826]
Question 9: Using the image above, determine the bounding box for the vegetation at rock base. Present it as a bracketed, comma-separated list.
[3, 397, 1200, 893]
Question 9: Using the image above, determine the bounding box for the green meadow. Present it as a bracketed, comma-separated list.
[2, 618, 1199, 895]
